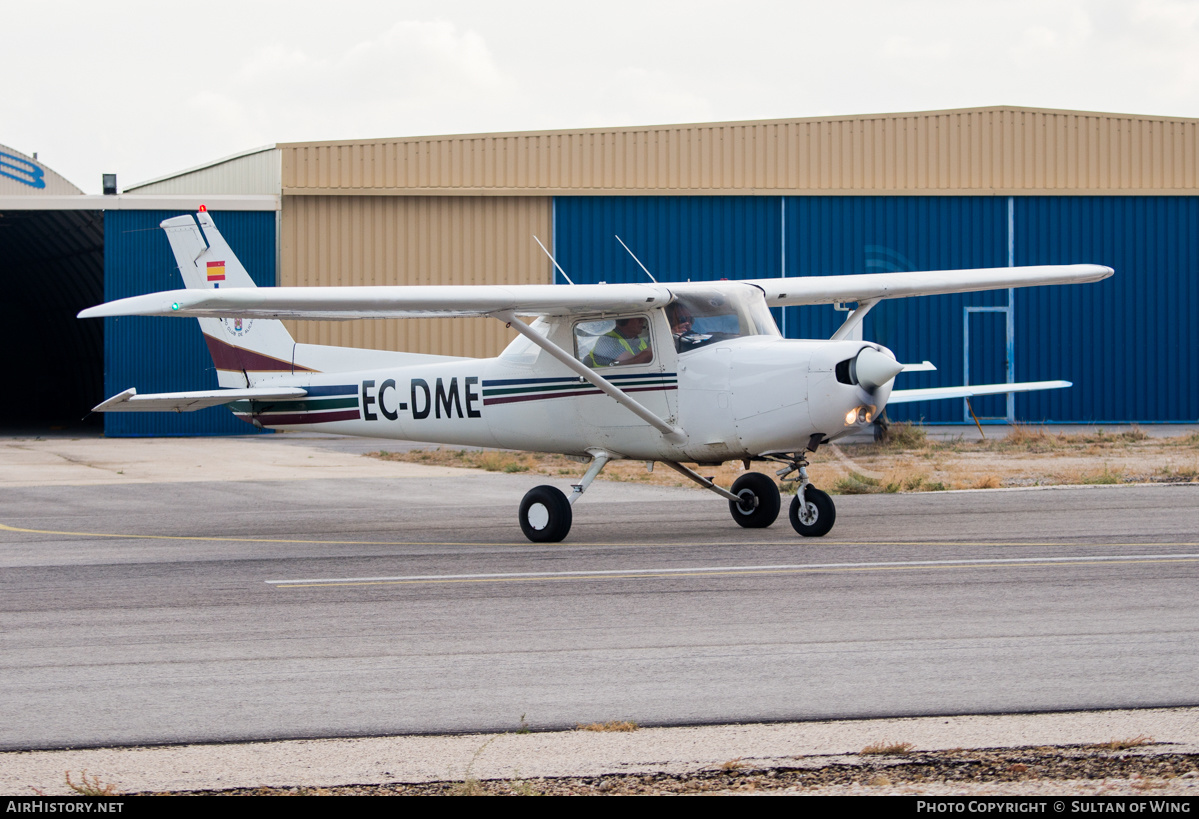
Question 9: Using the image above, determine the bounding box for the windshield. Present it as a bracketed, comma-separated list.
[665, 286, 779, 352]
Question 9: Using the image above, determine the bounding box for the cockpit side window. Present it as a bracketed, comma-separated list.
[574, 315, 654, 368]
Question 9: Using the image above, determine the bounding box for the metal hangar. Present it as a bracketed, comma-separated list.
[106, 106, 1199, 433]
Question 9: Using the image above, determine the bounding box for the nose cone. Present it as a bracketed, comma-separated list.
[853, 347, 904, 392]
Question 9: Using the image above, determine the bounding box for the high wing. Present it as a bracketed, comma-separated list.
[77, 265, 1110, 321]
[888, 380, 1071, 404]
[94, 386, 308, 412]
[78, 283, 674, 320]
[744, 264, 1112, 306]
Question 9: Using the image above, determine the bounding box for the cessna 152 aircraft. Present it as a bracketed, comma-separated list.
[80, 209, 1112, 542]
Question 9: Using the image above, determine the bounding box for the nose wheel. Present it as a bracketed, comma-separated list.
[789, 485, 836, 537]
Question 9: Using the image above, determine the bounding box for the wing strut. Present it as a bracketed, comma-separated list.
[659, 460, 741, 502]
[830, 299, 879, 341]
[496, 312, 686, 443]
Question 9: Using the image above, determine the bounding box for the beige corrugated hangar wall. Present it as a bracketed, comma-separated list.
[280, 195, 549, 357]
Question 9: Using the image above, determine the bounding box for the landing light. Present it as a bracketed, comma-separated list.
[844, 406, 876, 425]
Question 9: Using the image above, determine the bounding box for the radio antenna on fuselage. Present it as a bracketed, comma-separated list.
[615, 235, 658, 283]
[533, 235, 575, 285]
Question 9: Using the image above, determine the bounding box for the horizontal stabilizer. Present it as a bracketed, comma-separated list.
[93, 386, 308, 413]
[887, 380, 1071, 404]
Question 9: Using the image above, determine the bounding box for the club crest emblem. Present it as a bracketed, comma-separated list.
[222, 317, 253, 337]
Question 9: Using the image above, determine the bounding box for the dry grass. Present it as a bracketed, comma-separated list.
[860, 740, 916, 755]
[577, 720, 639, 733]
[367, 426, 1198, 495]
[719, 757, 746, 771]
[835, 424, 1197, 491]
[373, 447, 750, 490]
[1080, 467, 1124, 485]
[65, 770, 119, 796]
[876, 422, 929, 449]
[1160, 463, 1199, 481]
[448, 777, 486, 796]
[1092, 734, 1156, 751]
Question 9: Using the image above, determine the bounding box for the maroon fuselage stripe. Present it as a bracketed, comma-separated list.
[233, 409, 361, 425]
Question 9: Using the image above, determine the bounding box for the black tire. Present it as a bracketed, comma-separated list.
[789, 486, 836, 537]
[519, 485, 573, 543]
[728, 472, 781, 528]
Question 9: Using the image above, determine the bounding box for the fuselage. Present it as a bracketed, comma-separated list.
[238, 305, 890, 462]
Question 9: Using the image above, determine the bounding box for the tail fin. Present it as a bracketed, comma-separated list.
[161, 210, 308, 387]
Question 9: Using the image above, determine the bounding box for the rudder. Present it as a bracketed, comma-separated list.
[161, 210, 305, 388]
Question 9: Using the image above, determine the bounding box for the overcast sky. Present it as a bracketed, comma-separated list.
[6, 0, 1199, 194]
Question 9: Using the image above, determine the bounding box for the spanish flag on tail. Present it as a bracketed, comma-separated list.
[207, 261, 226, 284]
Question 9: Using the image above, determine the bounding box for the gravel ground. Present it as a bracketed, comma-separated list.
[141, 748, 1199, 796]
[7, 709, 1199, 797]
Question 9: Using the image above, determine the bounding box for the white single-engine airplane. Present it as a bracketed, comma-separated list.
[80, 209, 1112, 542]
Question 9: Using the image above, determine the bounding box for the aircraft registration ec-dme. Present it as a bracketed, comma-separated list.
[80, 209, 1113, 542]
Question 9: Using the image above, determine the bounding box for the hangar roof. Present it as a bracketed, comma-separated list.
[125, 145, 281, 195]
[276, 106, 1199, 196]
[1, 143, 84, 196]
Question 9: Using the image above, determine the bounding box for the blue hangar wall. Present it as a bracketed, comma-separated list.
[102, 210, 277, 436]
[553, 195, 1199, 424]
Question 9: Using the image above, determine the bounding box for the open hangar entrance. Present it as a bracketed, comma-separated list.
[0, 206, 104, 432]
[0, 140, 106, 433]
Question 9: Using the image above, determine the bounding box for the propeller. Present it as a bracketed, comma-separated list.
[851, 347, 904, 392]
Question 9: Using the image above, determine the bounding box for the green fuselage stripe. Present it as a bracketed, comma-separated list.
[483, 379, 674, 398]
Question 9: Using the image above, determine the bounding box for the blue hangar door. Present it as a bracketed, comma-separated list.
[553, 195, 1196, 424]
[102, 210, 277, 437]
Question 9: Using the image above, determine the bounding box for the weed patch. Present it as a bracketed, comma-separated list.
[833, 472, 885, 495]
[1081, 467, 1123, 485]
[861, 740, 915, 755]
[65, 771, 119, 796]
[1092, 735, 1155, 751]
[876, 422, 928, 450]
[449, 736, 497, 796]
[577, 720, 639, 732]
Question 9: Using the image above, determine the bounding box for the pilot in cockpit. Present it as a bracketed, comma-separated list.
[667, 301, 713, 352]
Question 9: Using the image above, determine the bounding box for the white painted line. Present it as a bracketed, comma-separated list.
[266, 552, 1199, 586]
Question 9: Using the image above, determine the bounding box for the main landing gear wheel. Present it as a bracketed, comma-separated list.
[789, 486, 836, 537]
[519, 485, 573, 543]
[728, 472, 781, 529]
